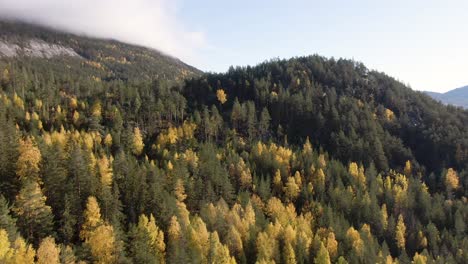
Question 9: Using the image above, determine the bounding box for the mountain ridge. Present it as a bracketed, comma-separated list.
[0, 19, 202, 82]
[425, 85, 468, 108]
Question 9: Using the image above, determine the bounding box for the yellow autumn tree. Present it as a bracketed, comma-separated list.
[283, 241, 296, 264]
[81, 196, 117, 264]
[314, 242, 331, 264]
[346, 227, 363, 257]
[326, 231, 338, 259]
[69, 97, 78, 110]
[80, 196, 102, 240]
[381, 204, 388, 231]
[72, 111, 80, 125]
[404, 160, 412, 176]
[87, 224, 116, 264]
[91, 101, 102, 118]
[412, 252, 427, 264]
[395, 214, 406, 251]
[226, 226, 243, 257]
[104, 133, 113, 148]
[284, 176, 300, 201]
[0, 229, 12, 262]
[216, 89, 227, 104]
[209, 231, 236, 264]
[9, 236, 36, 264]
[97, 155, 113, 188]
[348, 162, 359, 178]
[444, 168, 459, 197]
[302, 137, 313, 155]
[36, 237, 60, 264]
[138, 214, 166, 263]
[16, 137, 42, 182]
[131, 127, 144, 155]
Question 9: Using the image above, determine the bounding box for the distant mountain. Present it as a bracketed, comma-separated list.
[0, 20, 201, 82]
[425, 86, 468, 108]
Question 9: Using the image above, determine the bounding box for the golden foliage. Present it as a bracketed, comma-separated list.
[37, 237, 60, 264]
[216, 89, 227, 104]
[72, 111, 80, 125]
[412, 252, 427, 264]
[132, 127, 144, 155]
[10, 236, 36, 264]
[302, 137, 313, 155]
[445, 168, 459, 190]
[17, 137, 42, 181]
[138, 214, 166, 263]
[182, 149, 199, 169]
[69, 97, 78, 110]
[314, 242, 331, 264]
[384, 108, 395, 121]
[87, 224, 116, 264]
[98, 155, 113, 188]
[0, 229, 11, 261]
[395, 214, 406, 250]
[209, 231, 236, 264]
[168, 216, 182, 242]
[229, 158, 252, 189]
[226, 226, 243, 256]
[91, 101, 102, 118]
[283, 242, 296, 264]
[348, 162, 359, 178]
[156, 122, 197, 147]
[346, 227, 363, 257]
[13, 93, 25, 110]
[404, 160, 412, 176]
[104, 133, 113, 147]
[326, 232, 338, 259]
[284, 176, 300, 201]
[80, 196, 102, 240]
[381, 204, 388, 230]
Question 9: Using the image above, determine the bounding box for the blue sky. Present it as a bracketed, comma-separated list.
[1, 0, 467, 92]
[177, 0, 467, 92]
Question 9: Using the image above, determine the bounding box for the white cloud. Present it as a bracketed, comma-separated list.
[0, 0, 206, 65]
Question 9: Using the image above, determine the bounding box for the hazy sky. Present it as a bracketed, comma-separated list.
[1, 0, 467, 92]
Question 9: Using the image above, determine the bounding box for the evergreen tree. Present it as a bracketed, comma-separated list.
[13, 180, 53, 245]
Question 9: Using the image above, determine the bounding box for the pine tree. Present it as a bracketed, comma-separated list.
[0, 196, 17, 241]
[129, 214, 165, 264]
[13, 180, 53, 244]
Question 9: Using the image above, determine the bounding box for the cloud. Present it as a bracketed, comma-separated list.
[0, 0, 206, 65]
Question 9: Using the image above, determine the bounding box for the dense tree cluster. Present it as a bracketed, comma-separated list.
[0, 23, 467, 263]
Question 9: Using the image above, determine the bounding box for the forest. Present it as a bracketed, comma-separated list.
[0, 22, 467, 264]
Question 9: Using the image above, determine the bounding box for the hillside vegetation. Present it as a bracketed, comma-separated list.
[0, 22, 467, 264]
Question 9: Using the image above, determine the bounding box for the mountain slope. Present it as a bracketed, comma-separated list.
[183, 56, 468, 173]
[0, 20, 201, 82]
[426, 86, 468, 108]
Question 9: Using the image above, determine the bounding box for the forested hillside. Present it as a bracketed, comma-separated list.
[0, 22, 467, 264]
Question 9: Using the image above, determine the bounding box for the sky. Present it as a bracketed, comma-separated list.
[0, 0, 467, 92]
